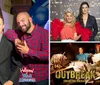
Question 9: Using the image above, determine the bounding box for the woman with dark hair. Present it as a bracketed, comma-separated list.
[77, 1, 98, 41]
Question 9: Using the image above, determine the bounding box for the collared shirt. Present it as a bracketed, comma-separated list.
[0, 33, 3, 42]
[77, 14, 98, 40]
[4, 25, 49, 82]
[76, 53, 90, 62]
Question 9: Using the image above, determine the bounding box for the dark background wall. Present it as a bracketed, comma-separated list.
[50, 0, 100, 40]
[51, 43, 96, 60]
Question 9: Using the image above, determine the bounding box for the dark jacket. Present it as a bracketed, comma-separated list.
[77, 14, 98, 41]
[0, 35, 22, 85]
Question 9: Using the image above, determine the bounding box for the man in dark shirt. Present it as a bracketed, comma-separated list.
[0, 9, 21, 85]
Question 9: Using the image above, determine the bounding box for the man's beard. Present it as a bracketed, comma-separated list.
[20, 20, 31, 33]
